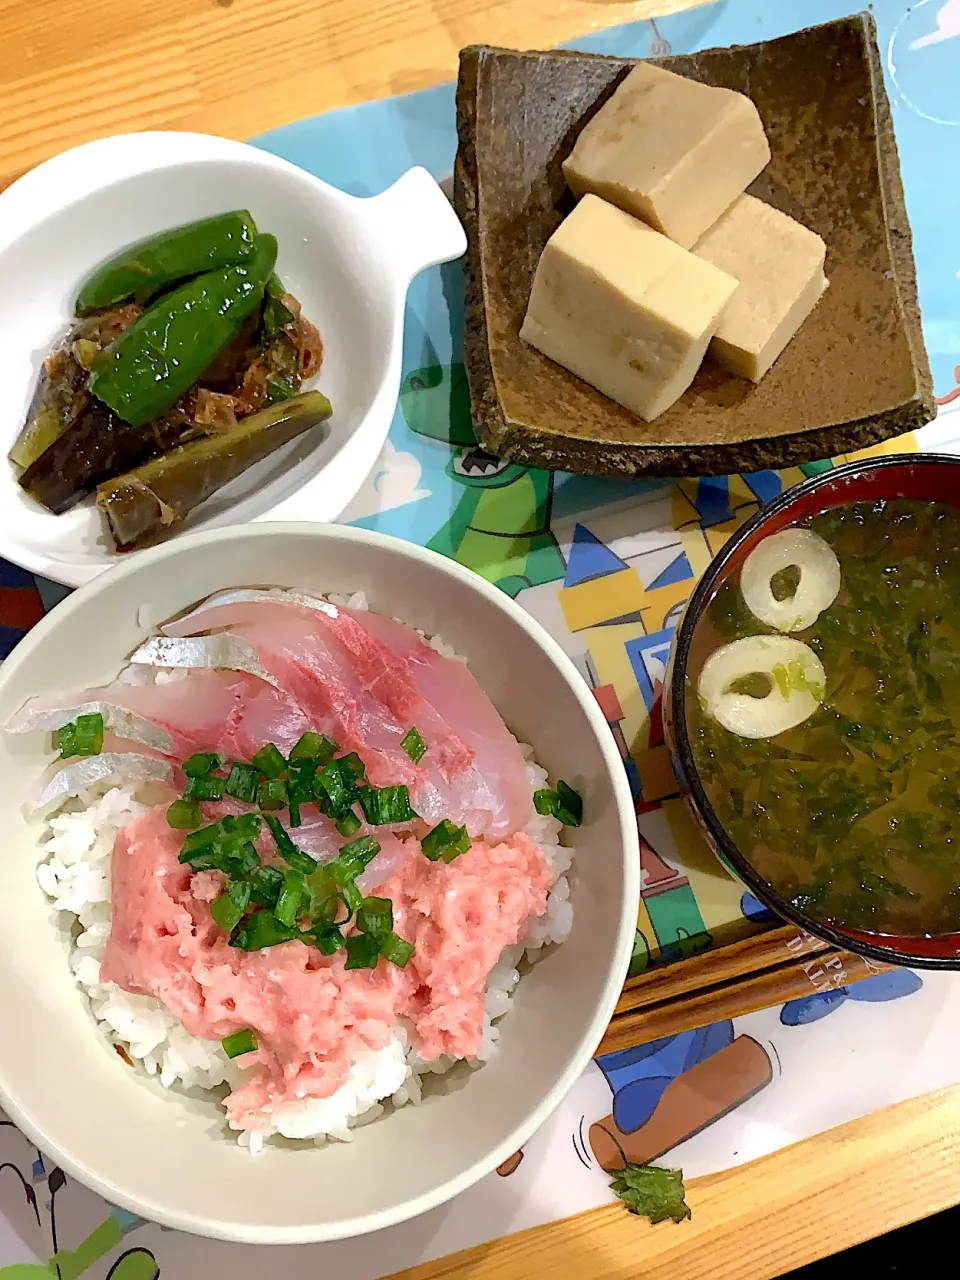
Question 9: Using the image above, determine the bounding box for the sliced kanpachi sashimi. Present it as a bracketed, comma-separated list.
[299, 606, 474, 778]
[160, 592, 531, 838]
[342, 608, 534, 837]
[7, 669, 311, 763]
[6, 670, 243, 754]
[161, 598, 421, 790]
[286, 816, 420, 894]
[25, 746, 176, 816]
[130, 634, 280, 688]
[356, 831, 420, 894]
[232, 677, 314, 758]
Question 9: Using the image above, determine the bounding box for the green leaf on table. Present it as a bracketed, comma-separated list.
[610, 1163, 691, 1225]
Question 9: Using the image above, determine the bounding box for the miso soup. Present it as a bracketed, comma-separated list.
[688, 498, 960, 937]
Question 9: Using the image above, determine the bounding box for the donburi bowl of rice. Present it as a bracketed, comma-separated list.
[0, 523, 639, 1244]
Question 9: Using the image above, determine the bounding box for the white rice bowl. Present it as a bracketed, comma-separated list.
[33, 592, 576, 1155]
[0, 523, 637, 1244]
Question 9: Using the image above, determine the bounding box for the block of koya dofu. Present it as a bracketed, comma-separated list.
[520, 195, 739, 422]
[562, 62, 771, 250]
[694, 195, 828, 381]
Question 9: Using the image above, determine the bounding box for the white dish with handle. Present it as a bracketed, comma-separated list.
[0, 131, 466, 587]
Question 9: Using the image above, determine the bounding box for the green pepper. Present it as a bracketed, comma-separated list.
[75, 211, 260, 316]
[88, 233, 278, 428]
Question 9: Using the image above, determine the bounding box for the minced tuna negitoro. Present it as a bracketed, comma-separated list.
[13, 588, 580, 1151]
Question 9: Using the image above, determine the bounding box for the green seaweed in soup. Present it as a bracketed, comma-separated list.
[687, 498, 960, 937]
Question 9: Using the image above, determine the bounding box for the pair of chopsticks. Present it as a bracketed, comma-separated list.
[597, 923, 883, 1054]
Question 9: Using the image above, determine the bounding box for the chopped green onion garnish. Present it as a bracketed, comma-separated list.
[337, 835, 381, 877]
[305, 865, 337, 916]
[230, 910, 298, 951]
[344, 933, 380, 970]
[321, 863, 364, 912]
[225, 762, 259, 804]
[210, 880, 251, 933]
[179, 814, 261, 867]
[287, 758, 317, 793]
[166, 798, 203, 830]
[289, 732, 337, 764]
[287, 760, 317, 830]
[184, 774, 225, 801]
[356, 896, 393, 941]
[422, 819, 470, 863]
[183, 752, 221, 778]
[247, 864, 284, 908]
[311, 926, 345, 955]
[181, 823, 220, 855]
[263, 814, 318, 874]
[380, 931, 415, 968]
[221, 1028, 258, 1058]
[274, 870, 306, 928]
[251, 743, 286, 778]
[337, 877, 364, 912]
[337, 753, 366, 782]
[179, 848, 218, 871]
[533, 781, 583, 827]
[336, 809, 362, 838]
[310, 887, 349, 927]
[401, 727, 427, 763]
[178, 832, 221, 868]
[313, 754, 365, 816]
[220, 813, 262, 843]
[57, 712, 105, 759]
[532, 791, 554, 816]
[257, 778, 288, 811]
[313, 762, 346, 816]
[360, 785, 417, 826]
[77, 712, 105, 754]
[220, 841, 260, 879]
[180, 836, 258, 877]
[555, 780, 583, 826]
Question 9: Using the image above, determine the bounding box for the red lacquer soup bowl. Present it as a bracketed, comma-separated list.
[664, 453, 960, 970]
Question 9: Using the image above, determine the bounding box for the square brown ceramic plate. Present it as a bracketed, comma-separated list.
[453, 13, 935, 478]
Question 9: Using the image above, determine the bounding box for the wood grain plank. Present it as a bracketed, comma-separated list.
[389, 1084, 960, 1279]
[0, 0, 701, 189]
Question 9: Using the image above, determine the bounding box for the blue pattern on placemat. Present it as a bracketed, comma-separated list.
[0, 622, 32, 659]
[0, 560, 37, 589]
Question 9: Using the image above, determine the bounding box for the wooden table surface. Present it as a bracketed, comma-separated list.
[4, 0, 959, 1275]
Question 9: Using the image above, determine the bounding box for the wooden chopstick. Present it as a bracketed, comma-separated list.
[598, 923, 888, 1054]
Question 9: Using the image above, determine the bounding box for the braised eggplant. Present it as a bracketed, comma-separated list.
[96, 391, 333, 549]
[19, 399, 197, 515]
[8, 305, 140, 473]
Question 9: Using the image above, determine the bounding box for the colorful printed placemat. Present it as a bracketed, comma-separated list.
[2, 0, 960, 1275]
[255, 0, 960, 973]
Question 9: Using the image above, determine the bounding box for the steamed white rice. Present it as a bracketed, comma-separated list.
[33, 594, 575, 1152]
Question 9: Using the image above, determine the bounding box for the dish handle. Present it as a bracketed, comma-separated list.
[358, 167, 467, 291]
